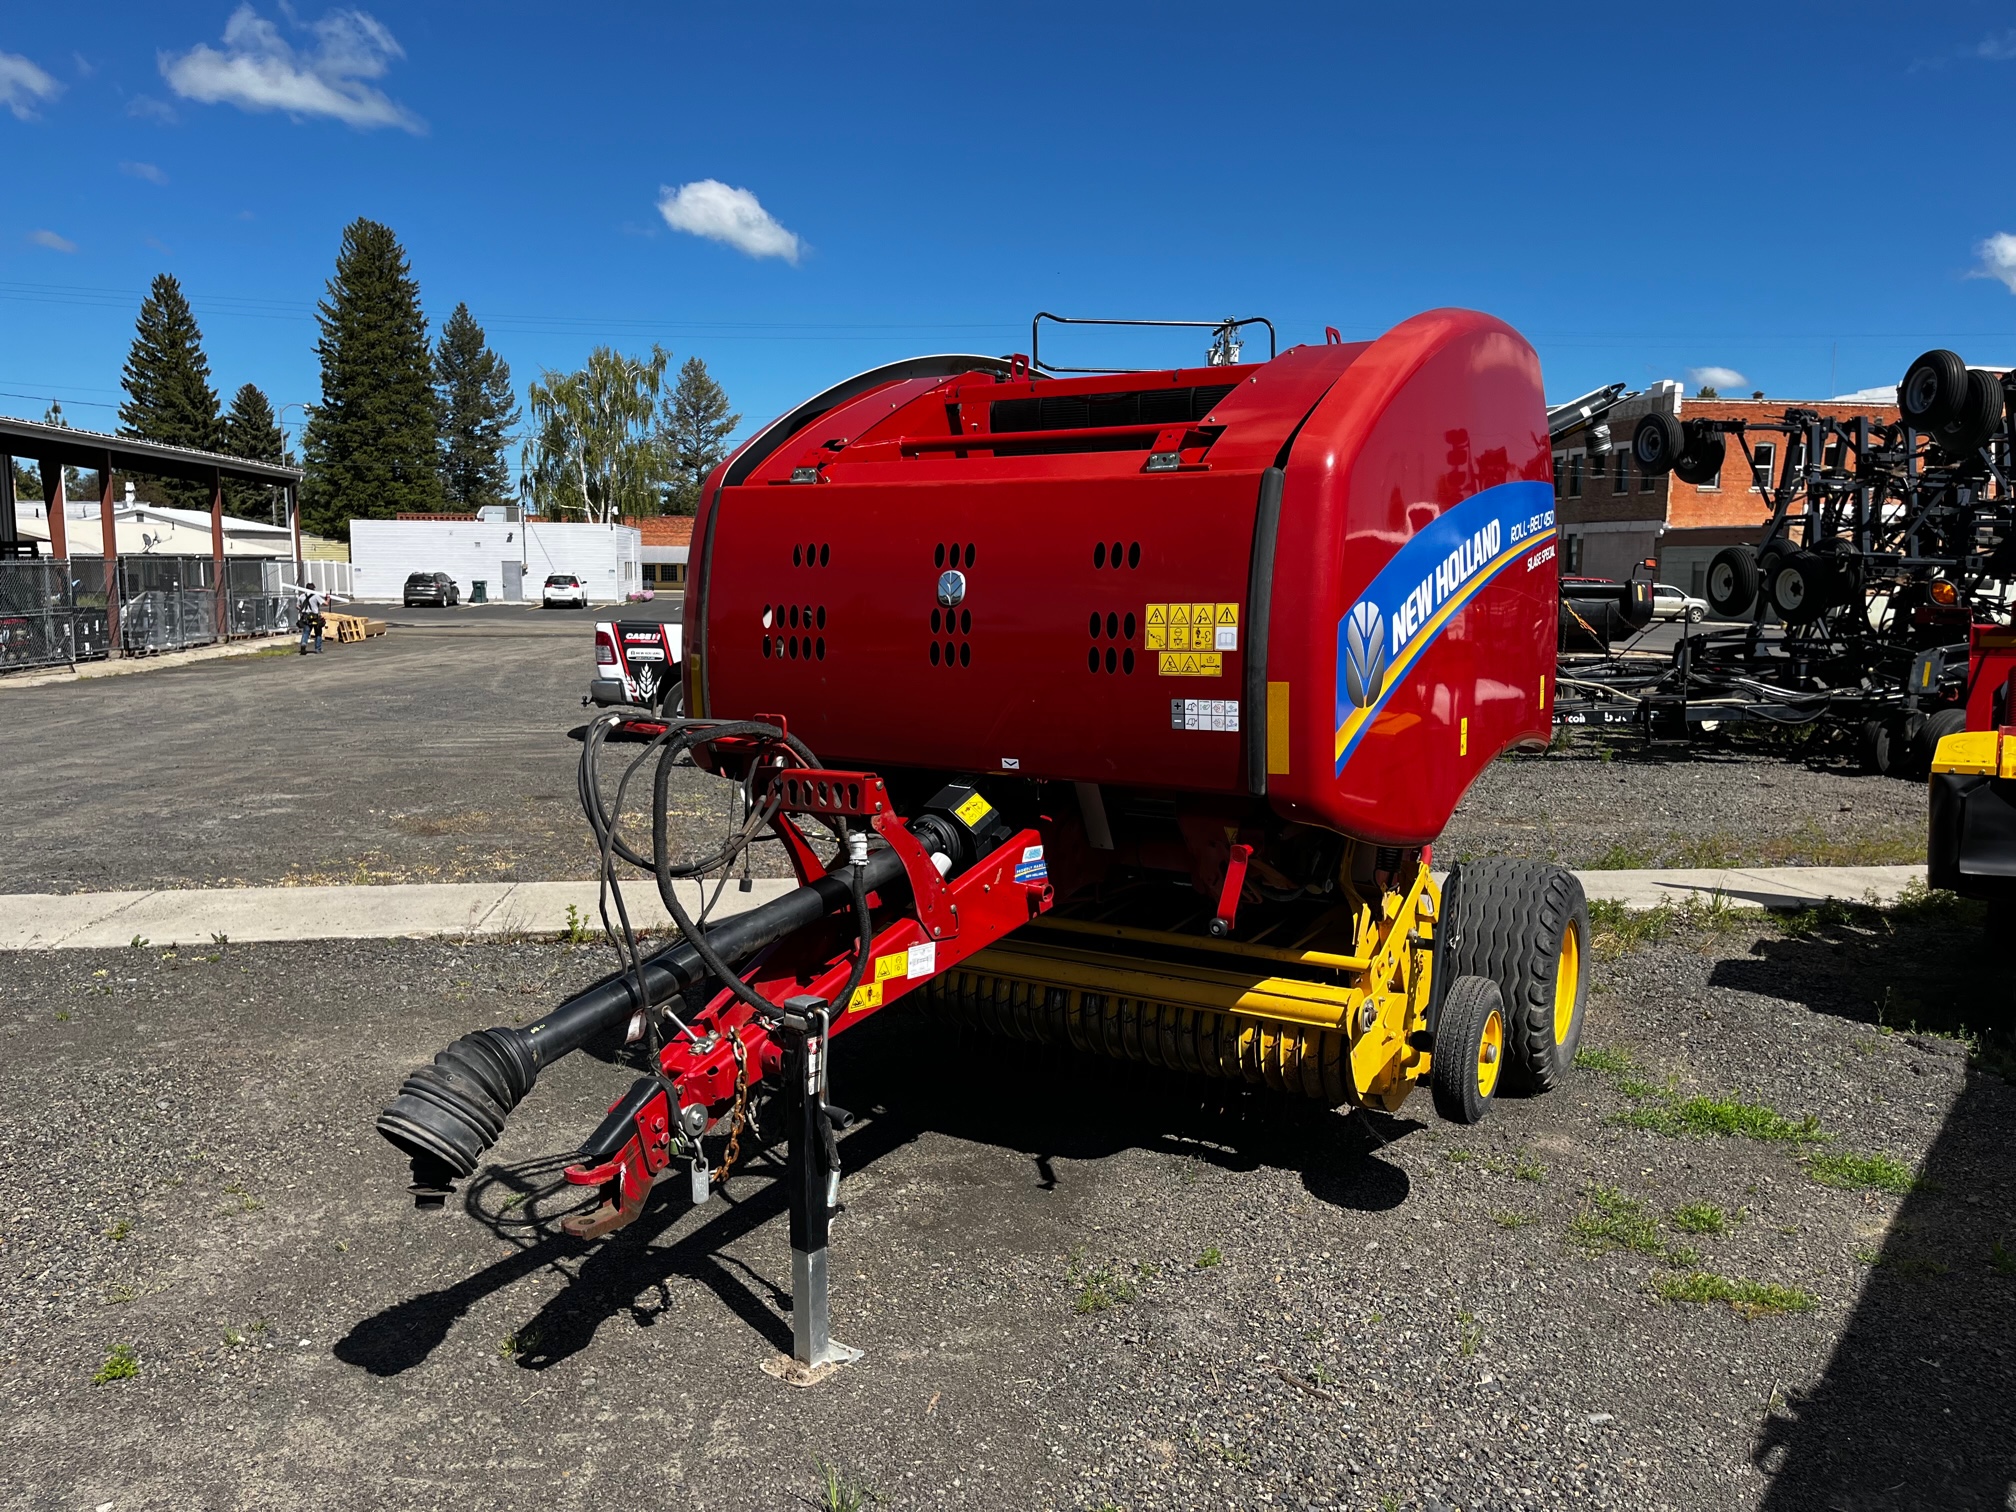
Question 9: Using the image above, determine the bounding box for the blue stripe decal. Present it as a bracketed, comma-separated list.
[1333, 479, 1556, 776]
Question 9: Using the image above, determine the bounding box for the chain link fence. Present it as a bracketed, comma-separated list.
[225, 558, 297, 637]
[115, 555, 218, 655]
[0, 558, 77, 671]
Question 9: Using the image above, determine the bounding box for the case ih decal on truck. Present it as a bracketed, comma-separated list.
[590, 619, 683, 710]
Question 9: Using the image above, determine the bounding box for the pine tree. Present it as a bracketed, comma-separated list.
[301, 219, 441, 537]
[118, 273, 222, 509]
[221, 383, 289, 519]
[659, 356, 739, 514]
[433, 303, 518, 511]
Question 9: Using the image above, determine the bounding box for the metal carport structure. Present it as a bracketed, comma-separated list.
[0, 415, 305, 660]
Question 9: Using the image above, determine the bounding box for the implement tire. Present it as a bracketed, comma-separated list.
[1431, 976, 1506, 1125]
[1440, 860, 1589, 1094]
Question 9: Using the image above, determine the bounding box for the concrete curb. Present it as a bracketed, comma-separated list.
[0, 865, 1930, 952]
[0, 878, 798, 950]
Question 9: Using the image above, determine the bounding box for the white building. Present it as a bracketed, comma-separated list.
[348, 509, 642, 604]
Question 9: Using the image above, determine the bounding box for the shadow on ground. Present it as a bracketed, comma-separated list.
[335, 1009, 1420, 1379]
[1707, 898, 2016, 1510]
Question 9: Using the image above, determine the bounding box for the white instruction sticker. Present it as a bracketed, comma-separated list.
[906, 941, 937, 979]
[1214, 624, 1238, 652]
[1171, 698, 1241, 731]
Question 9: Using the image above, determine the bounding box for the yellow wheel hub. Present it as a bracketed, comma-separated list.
[1475, 1007, 1503, 1098]
[1553, 920, 1582, 1044]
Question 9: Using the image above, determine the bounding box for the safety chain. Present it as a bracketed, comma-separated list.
[710, 1029, 750, 1184]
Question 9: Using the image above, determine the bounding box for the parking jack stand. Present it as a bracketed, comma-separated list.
[761, 998, 862, 1385]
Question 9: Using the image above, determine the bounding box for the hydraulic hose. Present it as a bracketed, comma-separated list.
[376, 844, 912, 1197]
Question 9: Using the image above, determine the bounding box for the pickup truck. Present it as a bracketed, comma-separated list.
[590, 618, 683, 712]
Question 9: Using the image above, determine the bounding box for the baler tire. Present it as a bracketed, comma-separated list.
[1439, 860, 1589, 1094]
[1431, 976, 1506, 1124]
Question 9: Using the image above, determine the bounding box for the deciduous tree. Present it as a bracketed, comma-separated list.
[521, 346, 667, 524]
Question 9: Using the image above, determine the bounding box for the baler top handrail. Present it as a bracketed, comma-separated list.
[1031, 312, 1276, 374]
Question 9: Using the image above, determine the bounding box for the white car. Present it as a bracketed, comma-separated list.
[542, 573, 589, 609]
[1651, 582, 1709, 623]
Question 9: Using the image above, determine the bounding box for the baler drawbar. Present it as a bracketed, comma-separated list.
[378, 310, 1594, 1375]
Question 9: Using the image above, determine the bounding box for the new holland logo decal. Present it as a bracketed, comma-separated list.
[1332, 479, 1556, 776]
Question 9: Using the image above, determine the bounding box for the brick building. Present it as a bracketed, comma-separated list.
[1555, 381, 1901, 593]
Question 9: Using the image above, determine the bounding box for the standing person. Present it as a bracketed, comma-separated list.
[297, 578, 326, 655]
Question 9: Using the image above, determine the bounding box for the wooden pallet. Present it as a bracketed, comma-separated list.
[322, 613, 388, 644]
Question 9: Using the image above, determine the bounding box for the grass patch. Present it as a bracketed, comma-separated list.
[1586, 894, 1764, 957]
[1806, 1151, 1918, 1194]
[1493, 1210, 1536, 1230]
[1574, 1045, 1633, 1074]
[1855, 1249, 1947, 1279]
[106, 1219, 131, 1242]
[91, 1344, 139, 1384]
[1669, 1202, 1731, 1236]
[1590, 841, 1654, 870]
[1568, 1187, 1664, 1257]
[814, 1456, 878, 1511]
[1619, 1093, 1822, 1144]
[1193, 1245, 1223, 1270]
[1654, 1271, 1815, 1316]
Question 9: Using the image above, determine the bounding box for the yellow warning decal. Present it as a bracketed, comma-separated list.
[1168, 603, 1190, 628]
[1158, 651, 1223, 677]
[1145, 603, 1168, 625]
[1215, 602, 1239, 626]
[1146, 624, 1167, 650]
[848, 980, 884, 1013]
[874, 952, 908, 982]
[954, 792, 994, 827]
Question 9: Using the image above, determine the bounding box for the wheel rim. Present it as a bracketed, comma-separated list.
[1553, 921, 1581, 1044]
[1475, 1008, 1504, 1099]
[1777, 568, 1805, 610]
[1709, 563, 1732, 600]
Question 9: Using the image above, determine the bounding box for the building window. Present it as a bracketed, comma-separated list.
[1568, 453, 1582, 497]
[1553, 453, 1564, 494]
[1751, 441, 1776, 492]
[1613, 451, 1627, 492]
[1564, 535, 1584, 573]
[1640, 458, 1656, 493]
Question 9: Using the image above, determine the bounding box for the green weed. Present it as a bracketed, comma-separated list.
[1654, 1272, 1814, 1317]
[129, 935, 148, 950]
[561, 904, 593, 946]
[1194, 1246, 1223, 1270]
[1806, 1151, 1918, 1194]
[1569, 1187, 1664, 1257]
[813, 1455, 878, 1512]
[1574, 1046, 1633, 1074]
[1493, 1210, 1536, 1230]
[1669, 1202, 1730, 1236]
[92, 1344, 139, 1384]
[1620, 1094, 1822, 1144]
[106, 1219, 131, 1242]
[1513, 1154, 1547, 1184]
[1456, 1311, 1481, 1357]
[1990, 1241, 2015, 1276]
[1067, 1251, 1140, 1315]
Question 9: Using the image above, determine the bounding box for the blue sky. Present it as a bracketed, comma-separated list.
[5, 2, 2016, 474]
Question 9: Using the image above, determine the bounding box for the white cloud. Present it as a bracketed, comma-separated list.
[1687, 365, 1747, 391]
[1977, 29, 2016, 60]
[121, 160, 169, 185]
[128, 95, 178, 123]
[29, 229, 77, 253]
[0, 50, 62, 120]
[160, 5, 424, 133]
[1974, 232, 2016, 293]
[657, 180, 802, 263]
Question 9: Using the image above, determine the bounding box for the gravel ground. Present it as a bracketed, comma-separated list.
[1442, 741, 1928, 871]
[0, 603, 788, 895]
[5, 902, 2010, 1511]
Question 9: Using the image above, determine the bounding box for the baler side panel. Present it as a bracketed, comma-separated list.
[1267, 310, 1555, 844]
[702, 469, 1262, 788]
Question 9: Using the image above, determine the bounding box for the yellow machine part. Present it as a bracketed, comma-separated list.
[1931, 728, 2016, 778]
[925, 864, 1440, 1111]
